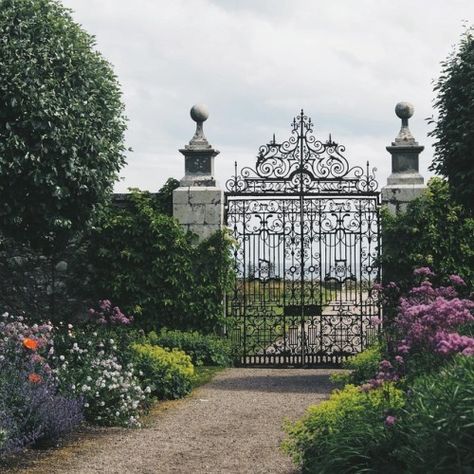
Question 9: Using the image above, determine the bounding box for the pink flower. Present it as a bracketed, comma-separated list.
[395, 355, 404, 364]
[385, 415, 396, 427]
[449, 274, 466, 286]
[413, 267, 435, 277]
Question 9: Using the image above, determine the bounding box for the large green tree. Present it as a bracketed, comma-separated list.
[0, 0, 127, 253]
[429, 27, 474, 214]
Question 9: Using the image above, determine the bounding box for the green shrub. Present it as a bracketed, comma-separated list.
[147, 329, 233, 367]
[394, 355, 474, 472]
[283, 383, 405, 473]
[381, 178, 474, 290]
[130, 343, 194, 400]
[54, 327, 146, 427]
[331, 343, 382, 386]
[83, 189, 235, 332]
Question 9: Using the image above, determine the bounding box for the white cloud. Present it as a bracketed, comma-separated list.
[61, 0, 473, 192]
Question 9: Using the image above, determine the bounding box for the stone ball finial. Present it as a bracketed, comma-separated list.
[190, 104, 209, 123]
[395, 102, 414, 120]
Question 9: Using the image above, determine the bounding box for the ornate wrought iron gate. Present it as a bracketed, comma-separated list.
[224, 111, 381, 367]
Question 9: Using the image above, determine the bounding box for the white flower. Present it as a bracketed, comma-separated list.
[84, 403, 89, 408]
[68, 324, 73, 329]
[144, 386, 152, 394]
[109, 339, 115, 344]
[59, 355, 65, 361]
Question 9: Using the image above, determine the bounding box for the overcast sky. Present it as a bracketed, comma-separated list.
[61, 0, 473, 193]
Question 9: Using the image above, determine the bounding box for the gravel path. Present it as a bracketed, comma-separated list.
[16, 368, 336, 474]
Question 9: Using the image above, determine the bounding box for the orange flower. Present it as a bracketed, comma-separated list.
[28, 373, 42, 384]
[23, 337, 38, 351]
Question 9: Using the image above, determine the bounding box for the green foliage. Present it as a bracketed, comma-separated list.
[153, 178, 180, 216]
[0, 0, 127, 253]
[147, 329, 233, 367]
[84, 188, 234, 332]
[130, 343, 194, 400]
[331, 343, 382, 386]
[381, 177, 474, 289]
[394, 355, 474, 473]
[429, 27, 474, 214]
[283, 383, 405, 473]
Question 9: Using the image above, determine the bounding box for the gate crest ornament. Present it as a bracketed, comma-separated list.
[225, 111, 382, 367]
[226, 110, 378, 195]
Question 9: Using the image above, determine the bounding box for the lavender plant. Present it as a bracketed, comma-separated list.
[0, 313, 83, 458]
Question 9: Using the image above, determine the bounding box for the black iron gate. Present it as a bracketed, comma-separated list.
[224, 111, 381, 367]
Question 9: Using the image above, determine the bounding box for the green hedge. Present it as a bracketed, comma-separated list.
[130, 343, 194, 400]
[147, 329, 233, 367]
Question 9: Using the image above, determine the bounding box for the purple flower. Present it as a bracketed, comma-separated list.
[379, 360, 393, 370]
[449, 274, 466, 286]
[413, 267, 435, 277]
[384, 415, 396, 427]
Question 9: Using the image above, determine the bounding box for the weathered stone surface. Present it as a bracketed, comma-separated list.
[381, 102, 426, 214]
[178, 104, 219, 188]
[173, 186, 223, 240]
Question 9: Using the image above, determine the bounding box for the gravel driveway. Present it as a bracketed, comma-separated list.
[14, 368, 336, 474]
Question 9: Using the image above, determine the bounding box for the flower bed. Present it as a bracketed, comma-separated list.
[0, 300, 231, 460]
[284, 269, 474, 473]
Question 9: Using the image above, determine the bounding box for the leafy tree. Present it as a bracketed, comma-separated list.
[429, 27, 474, 214]
[381, 178, 474, 290]
[0, 0, 127, 253]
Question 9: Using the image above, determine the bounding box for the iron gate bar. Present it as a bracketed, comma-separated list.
[224, 110, 381, 367]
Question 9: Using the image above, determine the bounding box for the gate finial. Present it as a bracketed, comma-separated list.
[178, 104, 220, 187]
[381, 102, 426, 214]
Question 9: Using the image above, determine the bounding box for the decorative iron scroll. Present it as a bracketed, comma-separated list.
[226, 110, 379, 195]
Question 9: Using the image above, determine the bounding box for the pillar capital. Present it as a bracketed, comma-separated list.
[382, 102, 426, 213]
[178, 104, 220, 187]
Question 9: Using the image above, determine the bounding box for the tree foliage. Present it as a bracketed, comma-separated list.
[0, 0, 127, 253]
[429, 27, 474, 214]
[381, 178, 474, 290]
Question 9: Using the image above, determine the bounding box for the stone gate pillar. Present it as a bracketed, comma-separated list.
[172, 104, 223, 240]
[381, 102, 426, 214]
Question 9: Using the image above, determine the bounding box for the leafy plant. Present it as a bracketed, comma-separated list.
[394, 355, 474, 472]
[130, 343, 194, 400]
[83, 189, 234, 332]
[331, 343, 383, 386]
[0, 0, 127, 253]
[381, 178, 474, 290]
[429, 26, 474, 214]
[53, 326, 147, 427]
[147, 329, 233, 367]
[283, 383, 405, 473]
